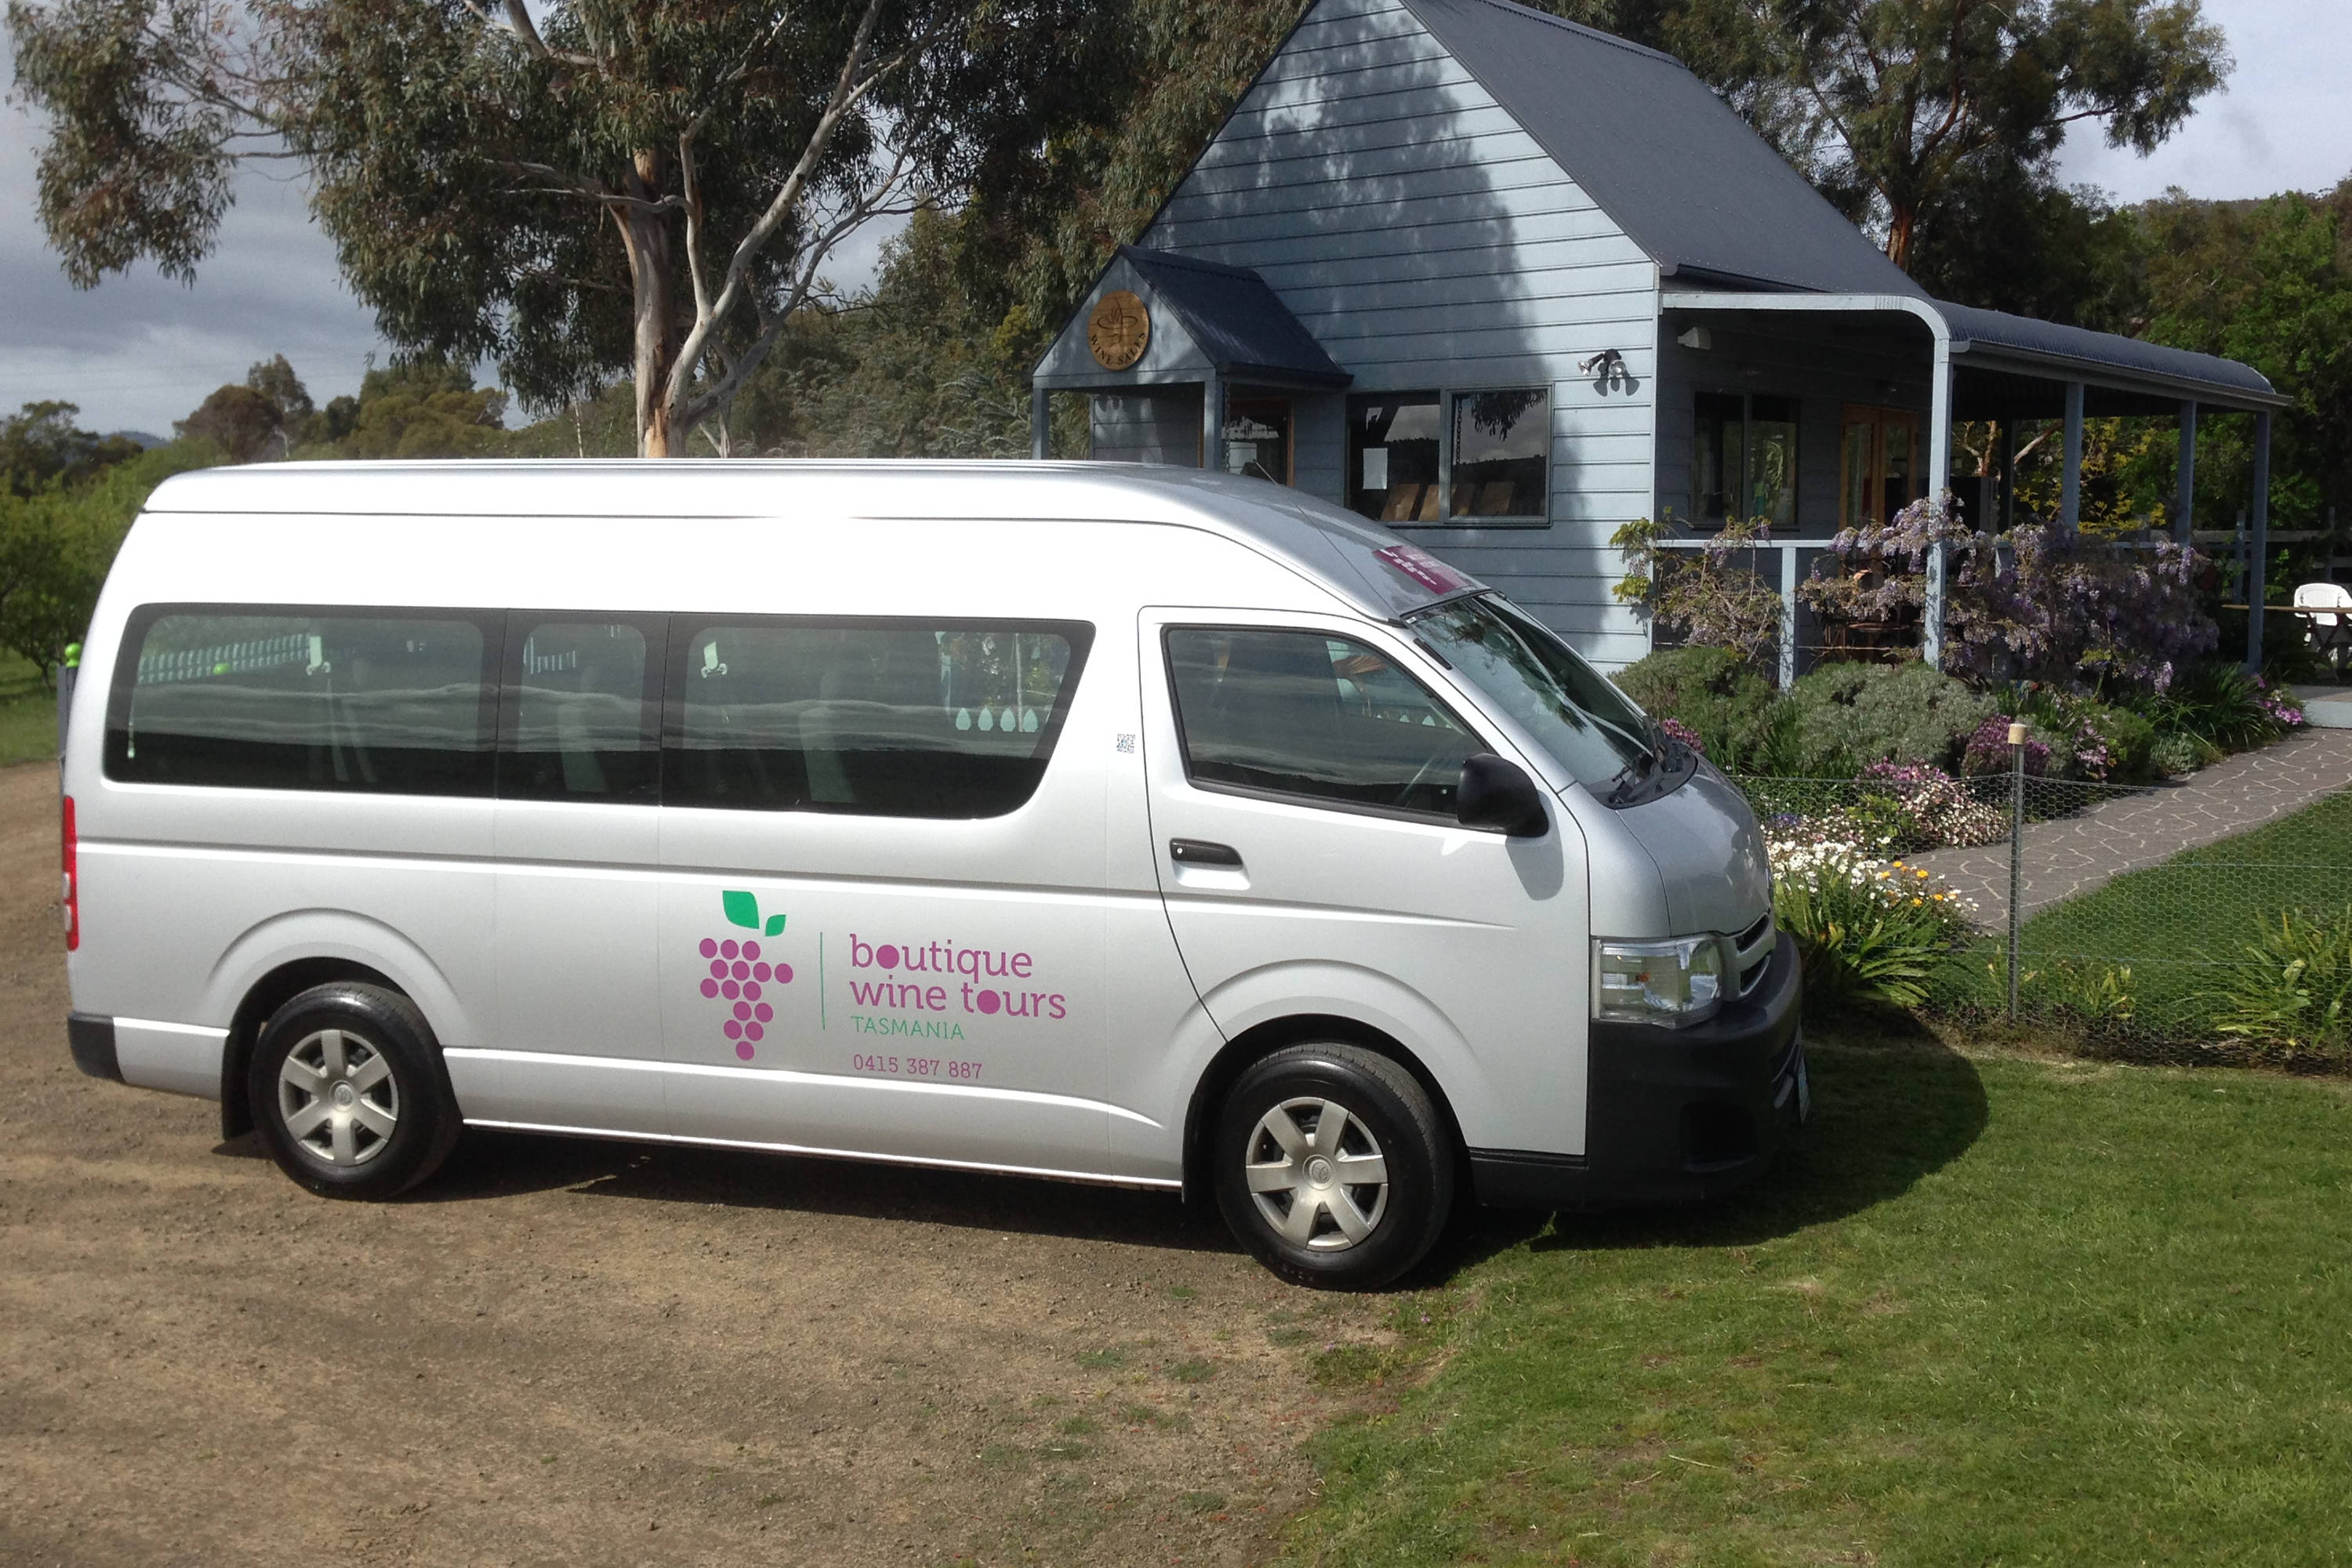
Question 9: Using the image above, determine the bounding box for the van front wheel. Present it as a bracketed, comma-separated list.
[248, 983, 459, 1200]
[1213, 1044, 1454, 1289]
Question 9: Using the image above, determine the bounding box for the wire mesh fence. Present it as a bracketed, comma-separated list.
[1732, 759, 2352, 1068]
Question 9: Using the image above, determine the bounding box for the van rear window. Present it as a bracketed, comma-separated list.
[107, 608, 497, 796]
[667, 619, 1091, 818]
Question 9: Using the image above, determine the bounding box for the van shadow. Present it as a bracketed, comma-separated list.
[423, 1131, 1243, 1256]
[1517, 1018, 1991, 1261]
[408, 1016, 1986, 1281]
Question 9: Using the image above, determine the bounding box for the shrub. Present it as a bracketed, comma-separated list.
[2198, 906, 2352, 1062]
[1610, 514, 1784, 671]
[2016, 689, 2159, 782]
[1959, 716, 2046, 778]
[1786, 660, 2000, 777]
[1797, 495, 2217, 693]
[2149, 731, 2209, 778]
[1856, 762, 2008, 851]
[2122, 659, 2305, 757]
[1611, 647, 1798, 775]
[1765, 831, 1978, 1008]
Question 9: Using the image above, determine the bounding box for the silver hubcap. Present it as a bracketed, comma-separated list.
[278, 1029, 398, 1167]
[1244, 1097, 1389, 1251]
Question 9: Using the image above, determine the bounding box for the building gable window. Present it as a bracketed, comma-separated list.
[1693, 392, 1798, 529]
[1346, 388, 1550, 527]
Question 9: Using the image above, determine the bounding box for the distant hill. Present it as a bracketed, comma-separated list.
[107, 431, 169, 451]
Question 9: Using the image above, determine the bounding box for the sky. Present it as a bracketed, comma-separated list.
[2, 0, 2347, 440]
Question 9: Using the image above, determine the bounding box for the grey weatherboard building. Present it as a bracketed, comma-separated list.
[1030, 0, 2288, 675]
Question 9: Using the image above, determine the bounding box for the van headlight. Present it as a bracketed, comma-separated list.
[1593, 936, 1726, 1027]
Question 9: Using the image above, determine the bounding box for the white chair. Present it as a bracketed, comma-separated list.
[2293, 581, 2352, 671]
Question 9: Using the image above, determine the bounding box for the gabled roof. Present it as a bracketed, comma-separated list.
[1116, 247, 1352, 387]
[1399, 0, 1923, 297]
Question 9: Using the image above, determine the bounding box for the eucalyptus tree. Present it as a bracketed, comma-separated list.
[1661, 0, 2229, 270]
[9, 0, 1123, 454]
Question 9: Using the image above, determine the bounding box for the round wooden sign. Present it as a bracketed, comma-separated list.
[1087, 289, 1151, 371]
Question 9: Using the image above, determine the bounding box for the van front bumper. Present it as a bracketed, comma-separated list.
[1469, 929, 1805, 1210]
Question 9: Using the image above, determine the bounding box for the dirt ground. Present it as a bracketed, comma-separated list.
[0, 763, 1420, 1567]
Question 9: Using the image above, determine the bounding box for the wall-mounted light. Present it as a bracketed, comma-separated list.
[1675, 326, 1712, 350]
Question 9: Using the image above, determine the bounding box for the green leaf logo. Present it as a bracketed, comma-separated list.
[722, 890, 760, 930]
[764, 913, 787, 936]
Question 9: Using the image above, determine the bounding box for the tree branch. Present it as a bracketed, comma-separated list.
[661, 0, 903, 424]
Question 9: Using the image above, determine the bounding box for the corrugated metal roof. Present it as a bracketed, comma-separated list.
[1937, 299, 2285, 407]
[1400, 0, 1922, 296]
[1117, 246, 1353, 387]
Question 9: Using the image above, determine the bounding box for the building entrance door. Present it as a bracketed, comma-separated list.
[1840, 405, 1921, 527]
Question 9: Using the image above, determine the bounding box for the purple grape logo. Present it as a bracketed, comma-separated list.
[700, 891, 792, 1062]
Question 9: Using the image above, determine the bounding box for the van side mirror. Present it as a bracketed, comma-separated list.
[1457, 753, 1549, 837]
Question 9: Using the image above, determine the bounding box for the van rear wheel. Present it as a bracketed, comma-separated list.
[1213, 1044, 1453, 1289]
[248, 983, 459, 1200]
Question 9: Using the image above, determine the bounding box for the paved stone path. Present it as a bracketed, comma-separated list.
[1914, 726, 2352, 926]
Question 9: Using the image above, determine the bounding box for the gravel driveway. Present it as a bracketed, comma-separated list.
[0, 763, 1402, 1566]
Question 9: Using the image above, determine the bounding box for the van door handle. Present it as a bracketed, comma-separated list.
[1169, 839, 1243, 868]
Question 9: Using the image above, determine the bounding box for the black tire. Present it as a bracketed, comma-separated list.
[247, 982, 460, 1200]
[1212, 1043, 1454, 1289]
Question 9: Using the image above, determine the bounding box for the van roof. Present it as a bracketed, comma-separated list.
[140, 459, 1489, 621]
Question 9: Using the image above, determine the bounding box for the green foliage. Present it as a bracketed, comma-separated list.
[1786, 661, 2000, 777]
[1609, 514, 1785, 672]
[1774, 874, 1946, 1009]
[2199, 906, 2352, 1062]
[294, 360, 510, 460]
[2017, 686, 2158, 782]
[1660, 0, 2229, 272]
[0, 438, 215, 680]
[9, 0, 1131, 453]
[1908, 164, 2151, 332]
[2140, 181, 2352, 530]
[0, 401, 142, 497]
[175, 382, 284, 463]
[2118, 657, 2292, 755]
[1611, 646, 1797, 775]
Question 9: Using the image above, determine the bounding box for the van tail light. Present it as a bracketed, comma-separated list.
[61, 794, 78, 952]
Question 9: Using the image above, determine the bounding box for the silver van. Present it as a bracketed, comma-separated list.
[62, 462, 1800, 1287]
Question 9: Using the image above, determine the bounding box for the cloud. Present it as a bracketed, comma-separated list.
[2057, 0, 2352, 203]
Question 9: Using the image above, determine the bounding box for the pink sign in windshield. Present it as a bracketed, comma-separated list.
[1374, 543, 1475, 597]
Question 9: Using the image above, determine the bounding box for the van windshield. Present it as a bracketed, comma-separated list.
[1403, 594, 1657, 791]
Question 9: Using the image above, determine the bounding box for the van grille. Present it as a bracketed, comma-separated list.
[1731, 913, 1776, 996]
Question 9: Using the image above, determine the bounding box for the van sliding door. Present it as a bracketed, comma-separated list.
[653, 615, 1148, 1178]
[473, 613, 670, 1136]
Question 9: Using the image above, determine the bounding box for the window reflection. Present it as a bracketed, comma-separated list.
[1449, 390, 1547, 518]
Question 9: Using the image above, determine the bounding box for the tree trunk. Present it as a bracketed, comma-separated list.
[1885, 200, 1917, 272]
[622, 150, 677, 458]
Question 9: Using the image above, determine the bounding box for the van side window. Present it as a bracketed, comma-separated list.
[106, 608, 497, 795]
[500, 617, 664, 802]
[1165, 627, 1477, 818]
[666, 619, 1093, 818]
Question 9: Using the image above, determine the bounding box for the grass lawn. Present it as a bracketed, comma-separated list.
[1940, 787, 2352, 1030]
[1284, 1036, 2352, 1566]
[0, 653, 59, 768]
